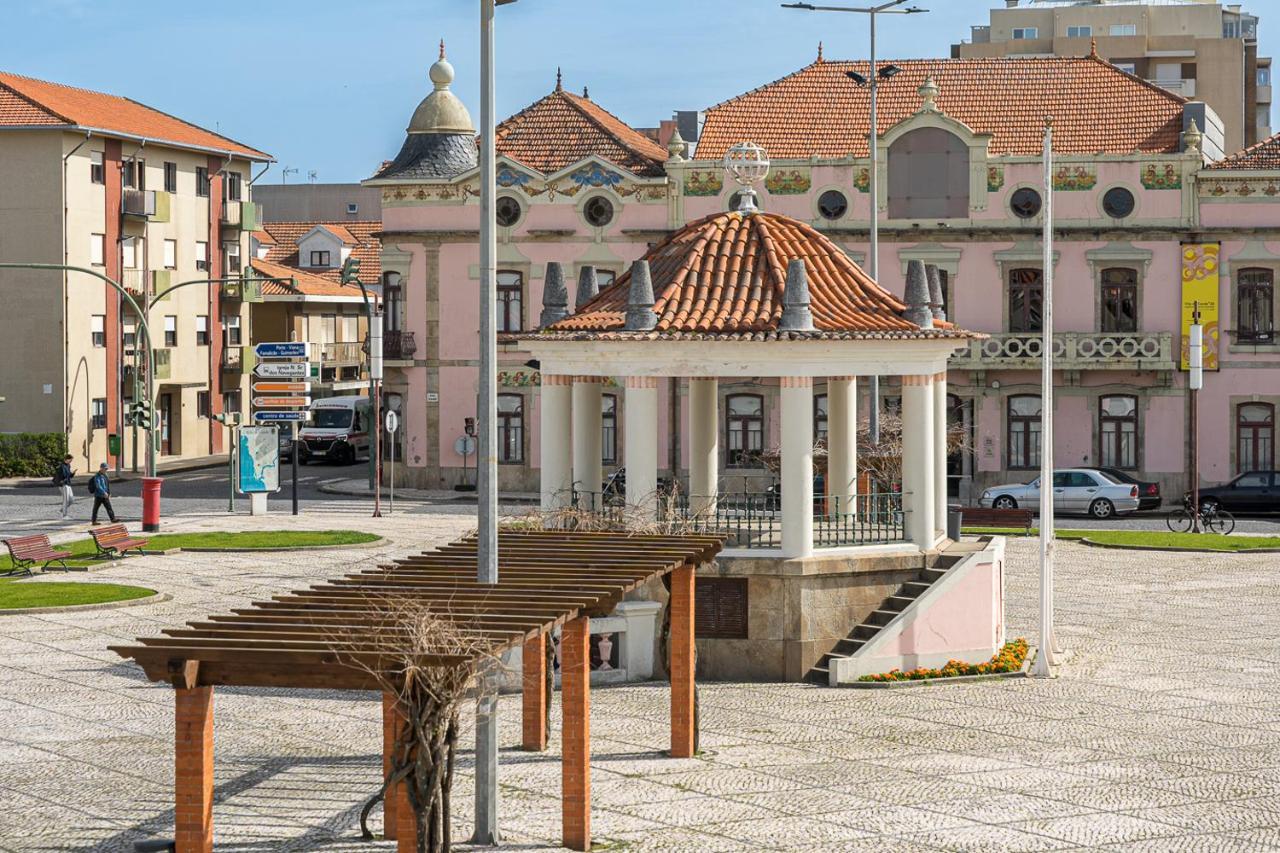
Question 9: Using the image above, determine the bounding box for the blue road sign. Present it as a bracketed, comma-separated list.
[255, 341, 310, 359]
[254, 411, 310, 423]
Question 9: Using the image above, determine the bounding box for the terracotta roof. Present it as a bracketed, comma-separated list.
[250, 229, 276, 246]
[258, 221, 382, 284]
[697, 56, 1186, 160]
[251, 258, 368, 299]
[542, 210, 974, 340]
[0, 71, 270, 160]
[495, 86, 668, 178]
[1205, 131, 1280, 170]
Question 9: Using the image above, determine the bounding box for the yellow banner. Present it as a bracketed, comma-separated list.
[1180, 243, 1220, 371]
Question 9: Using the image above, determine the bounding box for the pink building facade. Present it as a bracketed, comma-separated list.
[368, 50, 1280, 503]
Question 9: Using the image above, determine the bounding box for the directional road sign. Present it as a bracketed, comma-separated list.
[255, 341, 310, 359]
[253, 381, 311, 394]
[254, 411, 310, 423]
[254, 396, 310, 408]
[255, 361, 310, 379]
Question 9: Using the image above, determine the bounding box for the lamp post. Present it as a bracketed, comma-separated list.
[1189, 303, 1203, 533]
[1031, 118, 1057, 678]
[782, 0, 926, 444]
[340, 257, 382, 518]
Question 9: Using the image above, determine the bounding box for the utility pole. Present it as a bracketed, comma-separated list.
[1032, 118, 1056, 678]
[1189, 303, 1203, 532]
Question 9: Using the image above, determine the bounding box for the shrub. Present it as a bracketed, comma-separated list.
[858, 638, 1029, 683]
[0, 433, 68, 478]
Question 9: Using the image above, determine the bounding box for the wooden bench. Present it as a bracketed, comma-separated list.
[90, 523, 149, 560]
[960, 507, 1035, 534]
[3, 534, 73, 575]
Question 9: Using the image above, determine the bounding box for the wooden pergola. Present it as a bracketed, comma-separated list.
[110, 530, 723, 853]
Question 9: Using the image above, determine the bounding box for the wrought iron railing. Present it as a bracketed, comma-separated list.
[660, 490, 905, 550]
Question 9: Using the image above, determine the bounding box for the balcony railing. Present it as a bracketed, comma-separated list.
[322, 341, 364, 365]
[222, 345, 244, 373]
[1148, 78, 1195, 98]
[384, 330, 417, 361]
[122, 189, 156, 218]
[220, 200, 262, 231]
[950, 331, 1173, 371]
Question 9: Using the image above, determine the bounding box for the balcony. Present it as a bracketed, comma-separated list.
[220, 200, 261, 232]
[384, 330, 417, 362]
[122, 189, 156, 218]
[221, 345, 253, 374]
[322, 341, 364, 366]
[949, 332, 1173, 371]
[152, 347, 171, 381]
[1148, 78, 1195, 98]
[220, 277, 262, 302]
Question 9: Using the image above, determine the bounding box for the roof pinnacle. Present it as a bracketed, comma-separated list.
[583, 85, 589, 99]
[816, 41, 824, 63]
[439, 39, 446, 60]
[1089, 37, 1098, 58]
[556, 67, 563, 92]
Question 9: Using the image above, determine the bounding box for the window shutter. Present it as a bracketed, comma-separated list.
[695, 577, 749, 639]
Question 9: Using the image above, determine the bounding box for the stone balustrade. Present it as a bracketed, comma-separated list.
[949, 331, 1173, 371]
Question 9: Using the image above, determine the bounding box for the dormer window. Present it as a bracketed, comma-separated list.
[888, 127, 970, 219]
[310, 250, 332, 268]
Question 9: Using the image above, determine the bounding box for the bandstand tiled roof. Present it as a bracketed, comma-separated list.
[538, 210, 977, 342]
[1205, 131, 1280, 170]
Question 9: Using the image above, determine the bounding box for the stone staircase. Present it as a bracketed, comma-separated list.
[805, 553, 964, 685]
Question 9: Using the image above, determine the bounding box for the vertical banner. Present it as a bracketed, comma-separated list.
[1180, 243, 1220, 371]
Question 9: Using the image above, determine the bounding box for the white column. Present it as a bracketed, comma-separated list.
[933, 371, 949, 537]
[827, 377, 857, 517]
[540, 374, 573, 510]
[572, 376, 603, 510]
[902, 374, 936, 551]
[624, 376, 659, 518]
[688, 377, 718, 515]
[781, 376, 814, 559]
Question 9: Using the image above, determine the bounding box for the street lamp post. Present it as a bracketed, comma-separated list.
[782, 0, 926, 445]
[1189, 303, 1204, 533]
[340, 258, 383, 518]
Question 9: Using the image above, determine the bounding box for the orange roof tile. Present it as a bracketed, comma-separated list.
[250, 229, 276, 245]
[697, 56, 1186, 160]
[252, 258, 370, 299]
[259, 221, 382, 284]
[543, 210, 973, 341]
[1205, 131, 1280, 170]
[0, 70, 270, 160]
[495, 86, 668, 177]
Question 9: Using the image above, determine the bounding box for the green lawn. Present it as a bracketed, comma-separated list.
[962, 527, 1280, 551]
[0, 530, 379, 572]
[0, 581, 155, 610]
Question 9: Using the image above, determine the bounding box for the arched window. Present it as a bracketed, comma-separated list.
[1099, 395, 1138, 469]
[725, 394, 764, 467]
[497, 393, 524, 464]
[888, 127, 970, 219]
[1007, 395, 1042, 470]
[1237, 403, 1275, 472]
[1100, 268, 1138, 333]
[601, 394, 618, 465]
[1238, 268, 1275, 343]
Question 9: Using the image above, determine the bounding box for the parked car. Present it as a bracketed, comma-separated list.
[1188, 471, 1280, 514]
[278, 428, 294, 460]
[979, 468, 1140, 519]
[1097, 467, 1161, 511]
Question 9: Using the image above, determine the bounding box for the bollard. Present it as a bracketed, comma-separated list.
[142, 477, 163, 532]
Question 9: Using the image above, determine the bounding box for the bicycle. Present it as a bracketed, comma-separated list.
[1165, 497, 1235, 535]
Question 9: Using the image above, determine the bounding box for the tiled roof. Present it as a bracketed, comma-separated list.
[252, 258, 367, 299]
[250, 229, 276, 246]
[1205, 131, 1280, 170]
[495, 85, 668, 178]
[544, 210, 973, 340]
[0, 71, 270, 160]
[697, 56, 1186, 160]
[258, 221, 382, 284]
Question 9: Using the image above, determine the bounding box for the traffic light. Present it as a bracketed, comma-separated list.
[340, 257, 361, 285]
[133, 399, 153, 431]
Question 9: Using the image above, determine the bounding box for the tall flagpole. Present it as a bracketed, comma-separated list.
[1032, 117, 1056, 677]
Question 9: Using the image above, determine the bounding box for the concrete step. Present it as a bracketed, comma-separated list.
[867, 609, 899, 627]
[833, 637, 865, 652]
[886, 595, 916, 611]
[852, 623, 880, 640]
[805, 664, 830, 685]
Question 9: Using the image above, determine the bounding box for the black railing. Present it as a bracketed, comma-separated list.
[660, 490, 906, 550]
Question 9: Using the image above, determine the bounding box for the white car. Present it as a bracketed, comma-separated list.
[979, 468, 1140, 519]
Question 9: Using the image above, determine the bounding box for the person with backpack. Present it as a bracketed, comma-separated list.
[89, 462, 117, 525]
[54, 454, 75, 518]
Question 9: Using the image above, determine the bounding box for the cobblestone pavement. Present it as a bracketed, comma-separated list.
[3, 525, 1280, 851]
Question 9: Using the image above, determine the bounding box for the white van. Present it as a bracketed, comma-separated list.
[297, 395, 372, 465]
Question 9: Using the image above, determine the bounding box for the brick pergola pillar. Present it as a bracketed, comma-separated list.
[670, 564, 695, 758]
[561, 616, 590, 851]
[522, 634, 548, 751]
[174, 686, 214, 853]
[382, 693, 398, 840]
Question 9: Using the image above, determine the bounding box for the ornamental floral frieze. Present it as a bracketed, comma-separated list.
[498, 370, 621, 388]
[496, 166, 533, 189]
[382, 183, 479, 203]
[570, 164, 624, 188]
[764, 168, 811, 195]
[1201, 179, 1280, 198]
[684, 170, 723, 197]
[1140, 163, 1181, 190]
[853, 167, 870, 193]
[1052, 165, 1096, 191]
[986, 165, 1005, 192]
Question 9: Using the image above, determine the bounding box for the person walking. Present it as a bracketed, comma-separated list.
[56, 454, 75, 518]
[89, 462, 117, 525]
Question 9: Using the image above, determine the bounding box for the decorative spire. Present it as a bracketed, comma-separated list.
[918, 75, 940, 112]
[666, 125, 686, 162]
[816, 41, 824, 63]
[582, 85, 589, 99]
[903, 260, 934, 329]
[1183, 118, 1203, 156]
[539, 262, 570, 327]
[624, 261, 658, 331]
[925, 264, 946, 322]
[1089, 37, 1098, 59]
[779, 259, 814, 332]
[575, 265, 599, 310]
[439, 39, 446, 60]
[555, 67, 563, 92]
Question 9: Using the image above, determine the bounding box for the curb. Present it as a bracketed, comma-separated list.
[0, 589, 170, 616]
[840, 650, 1034, 689]
[1079, 537, 1280, 555]
[5, 460, 224, 489]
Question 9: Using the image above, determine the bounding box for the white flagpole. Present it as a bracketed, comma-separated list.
[1033, 117, 1056, 677]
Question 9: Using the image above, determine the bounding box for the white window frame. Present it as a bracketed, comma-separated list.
[1066, 25, 1091, 38]
[163, 239, 177, 270]
[1012, 27, 1038, 40]
[164, 314, 177, 347]
[91, 315, 106, 348]
[196, 241, 209, 272]
[1110, 23, 1137, 36]
[196, 315, 209, 346]
[223, 314, 242, 346]
[90, 233, 105, 266]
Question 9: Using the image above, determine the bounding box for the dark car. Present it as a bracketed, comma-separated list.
[1097, 467, 1161, 511]
[1190, 471, 1280, 514]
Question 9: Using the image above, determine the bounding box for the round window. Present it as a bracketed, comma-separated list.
[496, 195, 522, 227]
[583, 196, 614, 228]
[1009, 187, 1042, 219]
[1102, 187, 1136, 219]
[817, 189, 848, 220]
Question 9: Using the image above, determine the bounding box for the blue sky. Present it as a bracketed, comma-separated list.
[5, 1, 1276, 181]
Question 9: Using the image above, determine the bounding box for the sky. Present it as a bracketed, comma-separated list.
[4, 0, 1277, 182]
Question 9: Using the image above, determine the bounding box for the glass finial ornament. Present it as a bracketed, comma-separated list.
[723, 141, 770, 213]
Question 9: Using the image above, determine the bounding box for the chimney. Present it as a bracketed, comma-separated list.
[779, 259, 815, 332]
[575, 265, 599, 310]
[624, 260, 658, 331]
[925, 264, 946, 322]
[539, 262, 570, 327]
[904, 260, 934, 328]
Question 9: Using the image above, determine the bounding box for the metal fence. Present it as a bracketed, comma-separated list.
[661, 490, 905, 550]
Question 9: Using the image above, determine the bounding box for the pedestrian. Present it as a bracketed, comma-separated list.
[55, 454, 76, 518]
[89, 462, 117, 525]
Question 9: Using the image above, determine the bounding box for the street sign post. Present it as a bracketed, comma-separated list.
[255, 342, 310, 359]
[252, 381, 311, 394]
[386, 410, 399, 513]
[455, 434, 477, 491]
[254, 411, 309, 423]
[253, 396, 311, 409]
[253, 343, 312, 516]
[254, 362, 310, 379]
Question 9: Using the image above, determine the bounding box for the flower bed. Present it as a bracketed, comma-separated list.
[857, 638, 1029, 683]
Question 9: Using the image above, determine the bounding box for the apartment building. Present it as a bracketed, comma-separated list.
[953, 0, 1271, 153]
[0, 71, 270, 470]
